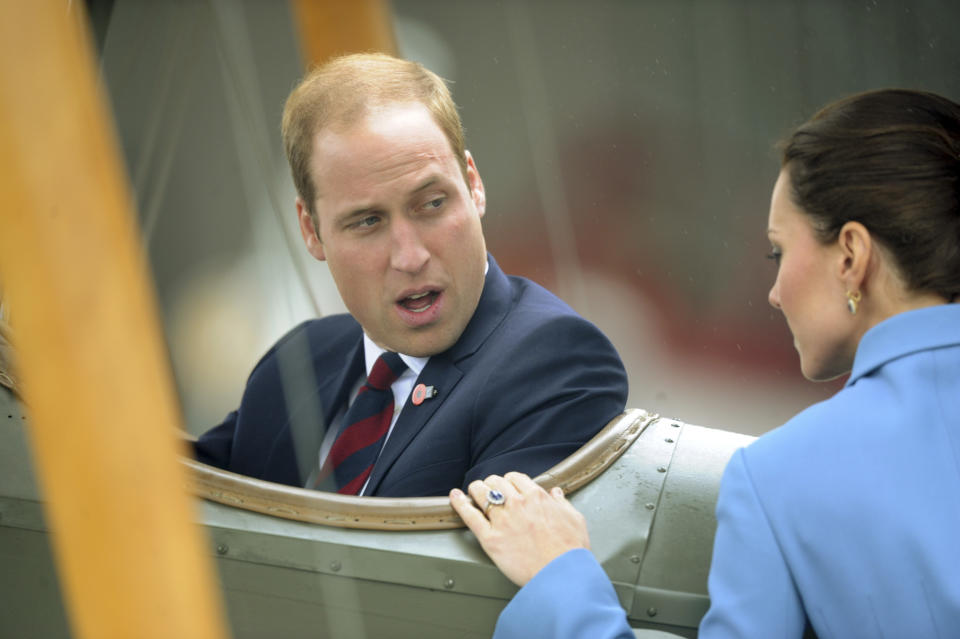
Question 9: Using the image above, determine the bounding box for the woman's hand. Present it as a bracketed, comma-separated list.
[449, 471, 591, 586]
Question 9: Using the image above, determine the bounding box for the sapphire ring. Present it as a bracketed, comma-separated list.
[483, 488, 506, 515]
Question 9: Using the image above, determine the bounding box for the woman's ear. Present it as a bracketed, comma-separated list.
[837, 221, 871, 292]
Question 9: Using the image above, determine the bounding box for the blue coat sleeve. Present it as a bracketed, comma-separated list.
[699, 449, 806, 638]
[494, 549, 634, 639]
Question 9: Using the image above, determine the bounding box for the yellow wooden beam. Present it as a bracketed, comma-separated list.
[0, 3, 228, 639]
[290, 0, 397, 67]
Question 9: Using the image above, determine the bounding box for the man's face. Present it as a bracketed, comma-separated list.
[296, 102, 488, 357]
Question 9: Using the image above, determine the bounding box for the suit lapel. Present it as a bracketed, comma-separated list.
[364, 255, 515, 494]
[264, 325, 365, 484]
[318, 339, 365, 430]
[363, 356, 465, 493]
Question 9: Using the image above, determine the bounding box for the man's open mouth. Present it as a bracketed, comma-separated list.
[398, 290, 440, 313]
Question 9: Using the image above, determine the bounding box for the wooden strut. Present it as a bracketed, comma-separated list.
[0, 3, 228, 638]
[290, 0, 398, 67]
[0, 1, 409, 636]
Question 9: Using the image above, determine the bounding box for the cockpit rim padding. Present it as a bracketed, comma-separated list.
[183, 408, 657, 530]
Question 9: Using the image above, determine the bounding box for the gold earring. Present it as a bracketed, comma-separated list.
[846, 290, 862, 315]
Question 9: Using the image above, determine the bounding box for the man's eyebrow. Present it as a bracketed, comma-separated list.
[332, 177, 446, 225]
[411, 177, 440, 194]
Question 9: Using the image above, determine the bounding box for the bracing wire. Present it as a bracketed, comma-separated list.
[208, 0, 322, 319]
[503, 1, 587, 310]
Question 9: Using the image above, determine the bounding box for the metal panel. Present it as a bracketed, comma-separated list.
[2, 383, 754, 637]
[218, 559, 499, 639]
[632, 421, 755, 627]
[0, 527, 70, 639]
[0, 385, 37, 501]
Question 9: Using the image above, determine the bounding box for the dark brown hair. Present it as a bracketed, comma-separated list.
[281, 53, 467, 219]
[781, 89, 960, 301]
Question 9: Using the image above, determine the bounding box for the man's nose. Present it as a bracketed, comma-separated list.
[389, 217, 430, 273]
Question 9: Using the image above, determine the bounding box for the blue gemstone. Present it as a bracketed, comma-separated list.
[488, 489, 505, 505]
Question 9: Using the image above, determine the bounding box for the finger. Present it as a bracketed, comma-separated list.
[554, 489, 582, 519]
[503, 471, 543, 496]
[449, 488, 492, 534]
[466, 479, 491, 507]
[478, 476, 515, 519]
[484, 474, 521, 500]
[467, 480, 509, 517]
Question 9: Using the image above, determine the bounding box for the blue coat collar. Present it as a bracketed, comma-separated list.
[848, 304, 960, 386]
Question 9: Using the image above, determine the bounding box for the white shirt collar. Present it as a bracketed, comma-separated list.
[362, 333, 428, 378]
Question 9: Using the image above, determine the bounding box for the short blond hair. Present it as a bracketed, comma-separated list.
[281, 53, 467, 217]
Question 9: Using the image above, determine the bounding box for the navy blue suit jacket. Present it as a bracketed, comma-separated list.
[194, 256, 628, 497]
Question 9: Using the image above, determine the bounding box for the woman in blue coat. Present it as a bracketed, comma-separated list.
[450, 88, 960, 639]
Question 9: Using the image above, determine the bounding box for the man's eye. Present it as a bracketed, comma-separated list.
[423, 197, 445, 210]
[766, 249, 782, 266]
[354, 215, 381, 229]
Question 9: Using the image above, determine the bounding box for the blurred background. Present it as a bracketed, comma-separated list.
[89, 0, 959, 437]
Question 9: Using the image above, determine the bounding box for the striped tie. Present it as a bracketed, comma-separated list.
[328, 352, 407, 495]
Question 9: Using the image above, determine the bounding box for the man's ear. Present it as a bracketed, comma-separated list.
[465, 150, 486, 217]
[296, 197, 326, 261]
[837, 221, 871, 292]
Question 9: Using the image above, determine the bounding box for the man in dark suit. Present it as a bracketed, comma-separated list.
[194, 53, 627, 497]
